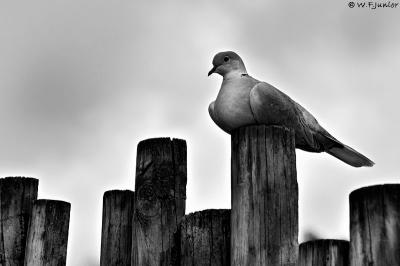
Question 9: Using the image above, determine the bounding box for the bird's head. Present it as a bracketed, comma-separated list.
[208, 51, 247, 77]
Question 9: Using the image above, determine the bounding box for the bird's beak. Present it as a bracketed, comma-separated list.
[208, 66, 217, 76]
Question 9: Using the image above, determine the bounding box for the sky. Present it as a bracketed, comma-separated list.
[0, 1, 400, 265]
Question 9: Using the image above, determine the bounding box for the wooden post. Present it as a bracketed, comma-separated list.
[231, 125, 298, 266]
[0, 177, 38, 266]
[349, 184, 400, 266]
[100, 190, 135, 266]
[175, 209, 230, 266]
[24, 200, 71, 266]
[132, 138, 187, 266]
[299, 239, 349, 266]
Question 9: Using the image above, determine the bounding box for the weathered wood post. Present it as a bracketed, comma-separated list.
[299, 239, 349, 266]
[231, 125, 298, 266]
[24, 200, 71, 266]
[0, 177, 38, 266]
[349, 184, 400, 266]
[132, 138, 187, 266]
[100, 190, 135, 266]
[175, 209, 230, 266]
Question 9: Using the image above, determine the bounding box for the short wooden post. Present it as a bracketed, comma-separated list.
[100, 190, 135, 266]
[175, 209, 230, 266]
[349, 184, 400, 266]
[299, 239, 349, 266]
[132, 138, 187, 266]
[231, 125, 298, 266]
[24, 200, 71, 266]
[0, 177, 38, 266]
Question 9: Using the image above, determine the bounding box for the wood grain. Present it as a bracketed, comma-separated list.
[350, 184, 400, 266]
[132, 138, 187, 266]
[299, 239, 349, 266]
[231, 125, 298, 266]
[174, 209, 230, 266]
[100, 190, 135, 266]
[0, 177, 38, 266]
[24, 200, 71, 266]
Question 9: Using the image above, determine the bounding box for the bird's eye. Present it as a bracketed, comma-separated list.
[223, 56, 230, 62]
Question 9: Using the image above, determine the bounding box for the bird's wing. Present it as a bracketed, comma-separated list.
[293, 100, 344, 150]
[249, 82, 340, 152]
[293, 100, 374, 166]
[249, 82, 296, 126]
[249, 82, 374, 167]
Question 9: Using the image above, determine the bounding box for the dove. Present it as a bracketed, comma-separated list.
[208, 51, 374, 167]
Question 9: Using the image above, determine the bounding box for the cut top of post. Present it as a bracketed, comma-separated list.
[349, 183, 400, 201]
[34, 199, 71, 208]
[231, 125, 295, 151]
[1, 176, 38, 180]
[0, 176, 39, 185]
[137, 138, 186, 157]
[103, 189, 134, 198]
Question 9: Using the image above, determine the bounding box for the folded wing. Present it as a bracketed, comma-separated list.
[249, 82, 374, 167]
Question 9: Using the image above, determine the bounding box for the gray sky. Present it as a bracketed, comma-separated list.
[1, 1, 399, 265]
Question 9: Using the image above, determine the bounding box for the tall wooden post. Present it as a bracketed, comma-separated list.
[100, 190, 135, 266]
[24, 200, 71, 266]
[231, 125, 298, 266]
[0, 177, 38, 266]
[350, 184, 400, 266]
[132, 138, 187, 266]
[299, 239, 349, 266]
[176, 209, 230, 266]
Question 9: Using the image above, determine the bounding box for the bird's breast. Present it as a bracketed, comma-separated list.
[214, 79, 257, 132]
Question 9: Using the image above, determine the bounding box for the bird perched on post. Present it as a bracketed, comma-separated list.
[208, 51, 374, 167]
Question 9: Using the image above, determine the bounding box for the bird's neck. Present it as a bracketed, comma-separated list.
[223, 70, 248, 81]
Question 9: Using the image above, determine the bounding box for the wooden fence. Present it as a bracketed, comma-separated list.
[99, 125, 399, 265]
[1, 125, 398, 265]
[0, 177, 70, 266]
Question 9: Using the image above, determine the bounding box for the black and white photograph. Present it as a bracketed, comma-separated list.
[0, 1, 399, 265]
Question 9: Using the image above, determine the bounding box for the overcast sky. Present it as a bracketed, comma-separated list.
[1, 1, 399, 265]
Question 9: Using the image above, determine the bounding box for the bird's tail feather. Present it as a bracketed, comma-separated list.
[326, 145, 374, 167]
